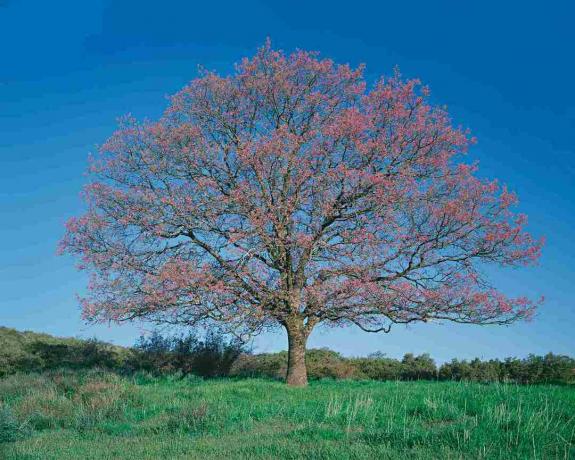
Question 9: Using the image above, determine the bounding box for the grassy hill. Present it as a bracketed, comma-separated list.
[1, 327, 574, 458]
[0, 327, 130, 377]
[1, 371, 574, 459]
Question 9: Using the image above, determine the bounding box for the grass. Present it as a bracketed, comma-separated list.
[0, 371, 574, 459]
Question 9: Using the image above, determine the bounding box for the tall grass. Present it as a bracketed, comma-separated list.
[1, 372, 574, 459]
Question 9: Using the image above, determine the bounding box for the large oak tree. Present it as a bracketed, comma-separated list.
[60, 43, 542, 386]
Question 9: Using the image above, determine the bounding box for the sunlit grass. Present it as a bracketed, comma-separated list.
[1, 371, 574, 459]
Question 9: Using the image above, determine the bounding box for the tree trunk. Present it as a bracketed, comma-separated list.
[285, 323, 308, 387]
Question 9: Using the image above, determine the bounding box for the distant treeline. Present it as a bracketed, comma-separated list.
[1, 327, 573, 385]
[232, 349, 575, 385]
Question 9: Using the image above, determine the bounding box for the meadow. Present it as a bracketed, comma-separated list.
[1, 370, 574, 459]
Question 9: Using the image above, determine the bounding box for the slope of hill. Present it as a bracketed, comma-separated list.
[0, 326, 129, 376]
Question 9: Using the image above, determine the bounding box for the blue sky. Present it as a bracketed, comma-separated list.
[1, 0, 573, 362]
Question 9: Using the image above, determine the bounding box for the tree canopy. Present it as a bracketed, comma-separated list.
[60, 42, 542, 385]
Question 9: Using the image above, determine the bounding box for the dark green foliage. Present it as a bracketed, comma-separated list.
[349, 352, 437, 381]
[129, 330, 193, 375]
[230, 350, 437, 381]
[27, 338, 124, 371]
[130, 330, 246, 377]
[231, 348, 575, 385]
[438, 353, 575, 384]
[0, 327, 130, 377]
[188, 332, 246, 378]
[350, 352, 404, 380]
[0, 327, 246, 379]
[1, 327, 573, 385]
[230, 348, 360, 380]
[400, 353, 437, 380]
[306, 348, 358, 379]
[229, 351, 287, 379]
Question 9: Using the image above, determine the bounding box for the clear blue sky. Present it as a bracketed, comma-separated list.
[1, 0, 573, 362]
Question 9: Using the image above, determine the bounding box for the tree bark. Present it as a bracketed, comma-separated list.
[285, 322, 308, 387]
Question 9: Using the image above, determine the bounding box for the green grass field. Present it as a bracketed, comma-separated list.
[1, 371, 574, 459]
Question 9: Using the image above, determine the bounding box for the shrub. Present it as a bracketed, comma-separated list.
[229, 352, 287, 379]
[306, 349, 358, 380]
[438, 353, 575, 384]
[350, 353, 403, 380]
[130, 330, 246, 378]
[1, 326, 574, 385]
[400, 353, 437, 380]
[0, 327, 131, 377]
[230, 348, 358, 380]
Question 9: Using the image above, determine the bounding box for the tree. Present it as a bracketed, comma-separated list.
[60, 42, 543, 386]
[401, 353, 437, 380]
